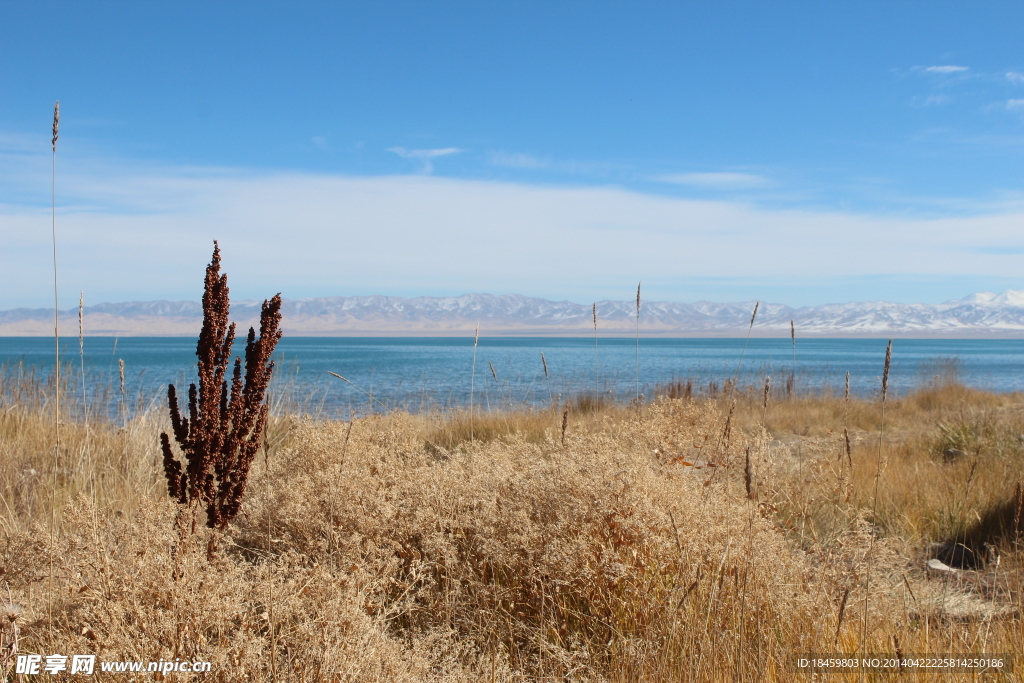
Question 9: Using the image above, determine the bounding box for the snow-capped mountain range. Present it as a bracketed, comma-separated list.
[3, 291, 1024, 337]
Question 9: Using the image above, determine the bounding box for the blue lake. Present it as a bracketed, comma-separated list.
[2, 336, 1023, 419]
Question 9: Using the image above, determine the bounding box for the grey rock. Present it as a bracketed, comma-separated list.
[926, 558, 958, 573]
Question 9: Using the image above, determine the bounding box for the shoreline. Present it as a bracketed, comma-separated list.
[6, 329, 1024, 339]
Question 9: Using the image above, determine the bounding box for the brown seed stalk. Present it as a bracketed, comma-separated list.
[893, 634, 905, 672]
[743, 447, 753, 499]
[78, 292, 84, 348]
[834, 587, 850, 646]
[52, 101, 59, 151]
[843, 427, 852, 468]
[882, 339, 892, 402]
[161, 242, 283, 529]
[762, 376, 771, 422]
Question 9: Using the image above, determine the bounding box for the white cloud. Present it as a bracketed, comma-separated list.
[1007, 72, 1024, 84]
[924, 65, 969, 74]
[1007, 99, 1024, 111]
[2, 155, 1023, 309]
[656, 172, 771, 189]
[387, 146, 463, 173]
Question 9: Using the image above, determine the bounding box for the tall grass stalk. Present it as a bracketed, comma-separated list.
[540, 352, 551, 407]
[733, 301, 759, 387]
[635, 282, 641, 402]
[862, 338, 892, 647]
[592, 302, 599, 399]
[327, 372, 388, 411]
[50, 102, 60, 437]
[118, 359, 125, 427]
[789, 319, 796, 395]
[47, 99, 60, 646]
[790, 319, 795, 362]
[79, 291, 86, 426]
[843, 370, 852, 471]
[761, 376, 770, 424]
[470, 323, 479, 440]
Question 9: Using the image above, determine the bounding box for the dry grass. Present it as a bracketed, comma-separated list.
[0, 371, 1022, 680]
[739, 384, 1024, 555]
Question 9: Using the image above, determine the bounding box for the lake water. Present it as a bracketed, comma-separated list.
[2, 336, 1023, 419]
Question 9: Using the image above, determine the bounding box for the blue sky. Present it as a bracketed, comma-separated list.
[3, 1, 1024, 309]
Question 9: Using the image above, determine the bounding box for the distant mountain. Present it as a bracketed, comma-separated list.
[3, 291, 1024, 337]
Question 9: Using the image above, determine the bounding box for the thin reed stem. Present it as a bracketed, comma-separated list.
[732, 301, 759, 390]
[592, 302, 599, 399]
[789, 319, 796, 395]
[79, 292, 87, 426]
[862, 338, 892, 648]
[761, 376, 770, 424]
[540, 352, 552, 408]
[843, 370, 852, 477]
[51, 102, 60, 440]
[118, 359, 125, 427]
[48, 99, 60, 648]
[327, 372, 388, 410]
[790, 319, 795, 364]
[635, 283, 641, 402]
[264, 431, 278, 683]
[470, 323, 479, 440]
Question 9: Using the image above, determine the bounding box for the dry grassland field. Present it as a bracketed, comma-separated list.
[8, 3, 1024, 681]
[1, 350, 1022, 681]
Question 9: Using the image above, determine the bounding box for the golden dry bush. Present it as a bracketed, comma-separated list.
[235, 400, 830, 679]
[4, 496, 483, 681]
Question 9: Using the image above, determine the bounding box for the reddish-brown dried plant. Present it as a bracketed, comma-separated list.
[160, 242, 282, 528]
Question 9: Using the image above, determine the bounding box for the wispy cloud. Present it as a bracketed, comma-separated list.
[1007, 72, 1024, 84]
[656, 172, 772, 189]
[923, 94, 952, 107]
[0, 131, 41, 154]
[970, 245, 1024, 255]
[486, 150, 617, 177]
[1007, 99, 1024, 111]
[488, 151, 549, 169]
[924, 65, 969, 74]
[388, 146, 463, 173]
